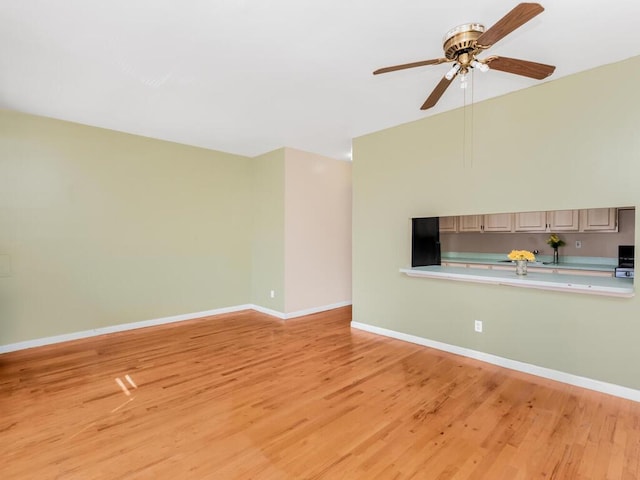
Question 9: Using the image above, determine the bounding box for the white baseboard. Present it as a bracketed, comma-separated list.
[251, 305, 287, 319]
[0, 302, 352, 354]
[0, 304, 253, 354]
[252, 301, 351, 320]
[351, 321, 640, 403]
[284, 301, 352, 319]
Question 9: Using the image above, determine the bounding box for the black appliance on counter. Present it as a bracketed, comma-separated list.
[412, 217, 441, 267]
[615, 245, 634, 278]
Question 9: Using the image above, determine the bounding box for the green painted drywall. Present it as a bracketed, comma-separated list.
[250, 149, 285, 312]
[352, 56, 640, 389]
[0, 110, 252, 344]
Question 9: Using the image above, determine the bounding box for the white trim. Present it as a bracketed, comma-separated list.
[351, 321, 640, 403]
[0, 302, 353, 353]
[283, 301, 352, 319]
[251, 305, 287, 319]
[0, 305, 253, 354]
[251, 301, 352, 320]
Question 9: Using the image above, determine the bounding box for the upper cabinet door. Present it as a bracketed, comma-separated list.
[483, 213, 514, 232]
[458, 215, 483, 232]
[515, 211, 547, 232]
[548, 210, 579, 231]
[439, 216, 458, 233]
[580, 208, 618, 232]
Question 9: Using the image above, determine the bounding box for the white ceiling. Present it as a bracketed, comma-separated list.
[2, 0, 640, 161]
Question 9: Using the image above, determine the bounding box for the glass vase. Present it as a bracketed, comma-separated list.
[516, 260, 527, 276]
[553, 248, 559, 264]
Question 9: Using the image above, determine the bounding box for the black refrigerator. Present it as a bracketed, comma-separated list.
[411, 217, 441, 267]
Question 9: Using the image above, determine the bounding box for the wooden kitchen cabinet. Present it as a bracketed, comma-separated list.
[458, 215, 483, 232]
[515, 211, 547, 232]
[441, 261, 467, 268]
[553, 268, 613, 277]
[458, 214, 513, 232]
[515, 209, 579, 232]
[483, 213, 514, 232]
[580, 208, 618, 232]
[439, 216, 458, 233]
[450, 208, 617, 234]
[548, 209, 580, 231]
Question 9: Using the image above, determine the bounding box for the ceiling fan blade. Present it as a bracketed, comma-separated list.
[475, 3, 544, 48]
[486, 56, 555, 79]
[373, 58, 449, 75]
[421, 75, 454, 110]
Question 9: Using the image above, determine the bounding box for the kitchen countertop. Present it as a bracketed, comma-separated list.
[400, 265, 634, 297]
[441, 252, 617, 272]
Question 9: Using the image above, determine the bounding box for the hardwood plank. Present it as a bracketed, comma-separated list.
[1, 306, 640, 479]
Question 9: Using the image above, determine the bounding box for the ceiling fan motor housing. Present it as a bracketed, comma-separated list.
[443, 23, 485, 62]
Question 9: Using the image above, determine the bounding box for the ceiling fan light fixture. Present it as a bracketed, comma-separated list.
[471, 60, 490, 73]
[445, 63, 461, 80]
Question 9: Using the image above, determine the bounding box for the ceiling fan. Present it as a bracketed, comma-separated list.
[373, 3, 556, 110]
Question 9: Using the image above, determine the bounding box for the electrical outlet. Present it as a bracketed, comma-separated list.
[270, 290, 275, 298]
[474, 320, 483, 333]
[575, 240, 582, 248]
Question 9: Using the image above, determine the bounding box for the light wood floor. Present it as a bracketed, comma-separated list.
[2, 306, 639, 479]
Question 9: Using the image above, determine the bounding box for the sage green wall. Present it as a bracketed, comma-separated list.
[250, 149, 285, 312]
[0, 110, 252, 344]
[352, 56, 640, 389]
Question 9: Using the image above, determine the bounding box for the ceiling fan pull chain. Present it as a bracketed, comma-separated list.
[470, 70, 475, 168]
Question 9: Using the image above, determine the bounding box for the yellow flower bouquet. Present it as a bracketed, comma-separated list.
[546, 233, 566, 249]
[507, 250, 536, 262]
